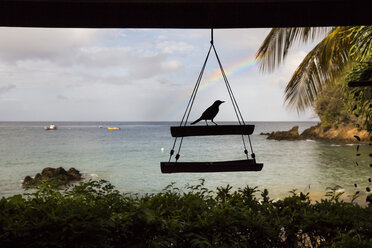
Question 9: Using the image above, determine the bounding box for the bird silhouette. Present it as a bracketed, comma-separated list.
[191, 100, 224, 125]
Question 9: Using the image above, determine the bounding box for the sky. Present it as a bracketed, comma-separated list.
[0, 28, 321, 122]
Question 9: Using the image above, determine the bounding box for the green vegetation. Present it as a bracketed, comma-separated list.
[313, 60, 371, 130]
[314, 83, 350, 128]
[344, 61, 372, 131]
[1, 180, 371, 247]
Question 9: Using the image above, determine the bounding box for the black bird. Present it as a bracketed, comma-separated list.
[191, 100, 224, 125]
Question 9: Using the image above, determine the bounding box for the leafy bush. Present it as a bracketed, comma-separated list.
[314, 57, 372, 131]
[343, 60, 372, 131]
[315, 83, 350, 128]
[0, 180, 371, 248]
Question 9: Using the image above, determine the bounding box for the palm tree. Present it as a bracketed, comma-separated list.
[256, 26, 372, 112]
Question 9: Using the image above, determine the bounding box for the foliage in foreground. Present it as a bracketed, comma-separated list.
[0, 180, 371, 248]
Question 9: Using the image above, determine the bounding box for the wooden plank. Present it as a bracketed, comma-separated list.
[161, 159, 263, 173]
[170, 125, 254, 137]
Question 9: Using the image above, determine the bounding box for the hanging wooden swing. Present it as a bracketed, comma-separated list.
[160, 30, 263, 173]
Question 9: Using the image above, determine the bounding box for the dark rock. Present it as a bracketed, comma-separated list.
[267, 126, 300, 141]
[55, 167, 68, 176]
[22, 167, 82, 188]
[22, 176, 35, 187]
[68, 168, 81, 180]
[299, 124, 321, 139]
[260, 132, 272, 135]
[34, 173, 42, 181]
[54, 167, 70, 181]
[41, 167, 56, 178]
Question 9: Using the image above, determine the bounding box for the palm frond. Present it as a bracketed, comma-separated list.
[256, 27, 332, 72]
[348, 26, 372, 62]
[284, 27, 355, 111]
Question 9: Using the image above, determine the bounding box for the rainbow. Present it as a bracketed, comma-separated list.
[155, 52, 268, 120]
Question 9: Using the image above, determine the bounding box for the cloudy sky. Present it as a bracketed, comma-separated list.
[0, 28, 320, 122]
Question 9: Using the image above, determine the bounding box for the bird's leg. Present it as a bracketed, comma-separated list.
[212, 119, 218, 125]
[205, 120, 208, 126]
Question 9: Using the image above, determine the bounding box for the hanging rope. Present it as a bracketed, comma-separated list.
[179, 46, 212, 126]
[169, 29, 256, 162]
[183, 46, 212, 126]
[211, 45, 250, 159]
[168, 44, 212, 162]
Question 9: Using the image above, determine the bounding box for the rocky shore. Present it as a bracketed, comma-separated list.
[23, 167, 82, 187]
[261, 124, 371, 143]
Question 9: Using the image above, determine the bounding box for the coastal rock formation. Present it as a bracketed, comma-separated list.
[300, 123, 371, 143]
[22, 167, 82, 187]
[265, 123, 371, 143]
[267, 126, 300, 140]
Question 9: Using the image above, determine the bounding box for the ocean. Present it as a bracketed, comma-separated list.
[0, 121, 370, 201]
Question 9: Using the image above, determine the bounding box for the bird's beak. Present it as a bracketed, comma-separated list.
[222, 101, 225, 103]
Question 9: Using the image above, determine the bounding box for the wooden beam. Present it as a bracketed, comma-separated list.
[161, 159, 263, 173]
[0, 0, 371, 28]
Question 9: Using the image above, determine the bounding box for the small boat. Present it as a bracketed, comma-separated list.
[107, 127, 120, 130]
[98, 125, 103, 128]
[44, 124, 58, 130]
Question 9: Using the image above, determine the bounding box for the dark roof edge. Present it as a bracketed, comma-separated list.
[0, 0, 371, 28]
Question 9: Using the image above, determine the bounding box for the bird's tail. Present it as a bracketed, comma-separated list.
[191, 118, 201, 125]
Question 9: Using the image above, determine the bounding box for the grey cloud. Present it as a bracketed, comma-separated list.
[72, 46, 134, 68]
[74, 52, 183, 85]
[217, 29, 271, 50]
[77, 73, 134, 85]
[0, 28, 103, 63]
[156, 78, 180, 87]
[128, 54, 169, 79]
[57, 94, 68, 100]
[157, 78, 171, 85]
[0, 84, 16, 95]
[155, 41, 194, 54]
[0, 28, 188, 91]
[57, 46, 184, 85]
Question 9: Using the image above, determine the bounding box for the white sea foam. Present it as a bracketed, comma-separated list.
[335, 188, 345, 193]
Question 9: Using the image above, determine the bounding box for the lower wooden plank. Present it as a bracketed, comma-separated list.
[160, 159, 263, 173]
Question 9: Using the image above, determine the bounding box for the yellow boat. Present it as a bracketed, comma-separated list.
[107, 127, 120, 130]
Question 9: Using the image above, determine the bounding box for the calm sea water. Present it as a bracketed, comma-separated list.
[0, 122, 371, 201]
